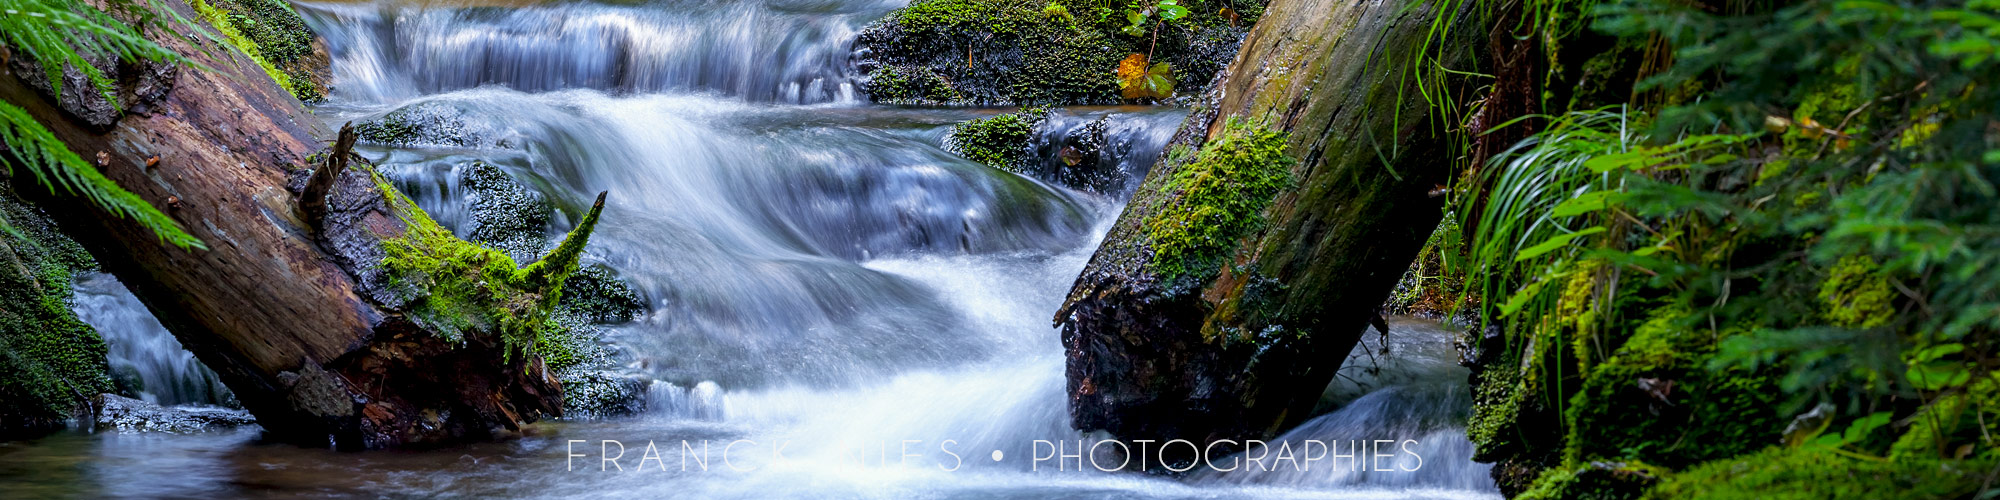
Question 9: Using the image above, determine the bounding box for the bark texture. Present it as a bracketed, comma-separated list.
[1054, 0, 1480, 456]
[0, 0, 565, 448]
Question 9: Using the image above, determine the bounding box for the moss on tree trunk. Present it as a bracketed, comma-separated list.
[1054, 0, 1481, 460]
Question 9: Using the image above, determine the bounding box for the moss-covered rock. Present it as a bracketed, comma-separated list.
[353, 101, 501, 149]
[371, 170, 601, 361]
[1562, 314, 1786, 469]
[945, 108, 1047, 172]
[1466, 303, 1789, 495]
[854, 0, 1260, 106]
[460, 161, 553, 262]
[189, 0, 329, 103]
[0, 190, 112, 435]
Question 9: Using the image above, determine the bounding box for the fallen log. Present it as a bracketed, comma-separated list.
[0, 0, 601, 448]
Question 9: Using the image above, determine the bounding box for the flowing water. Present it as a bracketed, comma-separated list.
[1, 0, 1498, 497]
[70, 274, 233, 407]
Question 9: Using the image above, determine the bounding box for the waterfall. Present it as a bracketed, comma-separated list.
[646, 380, 728, 420]
[70, 273, 232, 407]
[299, 0, 889, 104]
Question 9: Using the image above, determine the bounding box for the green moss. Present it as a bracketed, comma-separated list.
[1009, 27, 1121, 105]
[1141, 118, 1295, 283]
[372, 173, 603, 361]
[859, 0, 1254, 105]
[190, 0, 324, 103]
[946, 108, 1044, 172]
[1468, 356, 1533, 461]
[894, 0, 1039, 34]
[1517, 462, 1662, 500]
[1564, 313, 1785, 469]
[1645, 446, 1991, 499]
[864, 65, 963, 105]
[1558, 265, 1601, 373]
[1818, 255, 1893, 328]
[0, 192, 112, 432]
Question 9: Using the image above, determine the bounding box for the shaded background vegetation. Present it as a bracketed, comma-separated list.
[1419, 0, 2000, 497]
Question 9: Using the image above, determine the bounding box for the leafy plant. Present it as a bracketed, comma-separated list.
[1110, 0, 1187, 100]
[1119, 0, 1188, 36]
[1115, 53, 1176, 100]
[0, 0, 204, 249]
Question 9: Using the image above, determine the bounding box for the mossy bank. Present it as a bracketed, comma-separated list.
[189, 0, 331, 103]
[0, 190, 111, 435]
[855, 0, 1263, 106]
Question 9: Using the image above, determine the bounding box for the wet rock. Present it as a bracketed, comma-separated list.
[557, 264, 647, 325]
[1025, 114, 1127, 194]
[5, 50, 178, 131]
[946, 110, 1183, 195]
[461, 161, 555, 262]
[558, 370, 649, 418]
[354, 100, 505, 149]
[93, 394, 256, 433]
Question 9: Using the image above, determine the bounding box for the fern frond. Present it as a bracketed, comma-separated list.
[0, 100, 205, 249]
[1, 0, 207, 249]
[1, 0, 193, 108]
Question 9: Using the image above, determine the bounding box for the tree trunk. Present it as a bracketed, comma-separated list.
[1054, 0, 1480, 457]
[0, 0, 586, 448]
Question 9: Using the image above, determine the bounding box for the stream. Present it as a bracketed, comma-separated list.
[0, 0, 1497, 497]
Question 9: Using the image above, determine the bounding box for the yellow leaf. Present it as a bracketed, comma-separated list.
[1117, 53, 1150, 100]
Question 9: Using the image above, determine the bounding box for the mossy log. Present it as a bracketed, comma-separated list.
[1054, 0, 1479, 455]
[0, 0, 595, 448]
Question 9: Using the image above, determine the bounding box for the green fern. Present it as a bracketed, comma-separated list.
[0, 0, 204, 249]
[1456, 107, 1636, 324]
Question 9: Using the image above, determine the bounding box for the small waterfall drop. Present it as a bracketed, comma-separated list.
[70, 273, 232, 407]
[1192, 317, 1496, 493]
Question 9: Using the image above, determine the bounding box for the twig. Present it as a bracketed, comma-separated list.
[1812, 80, 1929, 161]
